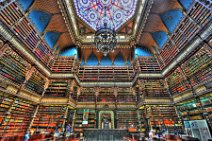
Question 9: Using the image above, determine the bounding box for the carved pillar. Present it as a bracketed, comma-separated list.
[69, 80, 75, 100]
[27, 104, 39, 132]
[131, 87, 137, 102]
[62, 106, 69, 134]
[71, 110, 76, 133]
[95, 87, 99, 110]
[114, 87, 118, 109]
[76, 87, 81, 101]
[72, 55, 77, 73]
[41, 78, 49, 97]
[164, 78, 173, 99]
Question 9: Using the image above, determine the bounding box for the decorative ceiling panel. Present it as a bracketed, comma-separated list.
[45, 14, 68, 32]
[32, 0, 60, 14]
[73, 0, 138, 31]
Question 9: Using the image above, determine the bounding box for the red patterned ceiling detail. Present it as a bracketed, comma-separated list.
[32, 0, 60, 14]
[144, 14, 168, 32]
[151, 0, 181, 14]
[45, 14, 68, 32]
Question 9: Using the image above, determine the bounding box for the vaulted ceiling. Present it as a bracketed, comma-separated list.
[16, 0, 194, 61]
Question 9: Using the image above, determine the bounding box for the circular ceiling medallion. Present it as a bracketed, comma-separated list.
[74, 0, 137, 31]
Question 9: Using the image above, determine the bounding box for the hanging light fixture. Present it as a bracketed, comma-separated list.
[94, 24, 117, 56]
[74, 0, 137, 56]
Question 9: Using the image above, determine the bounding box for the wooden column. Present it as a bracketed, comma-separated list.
[41, 78, 49, 97]
[27, 78, 49, 132]
[164, 78, 172, 96]
[62, 106, 69, 133]
[76, 87, 81, 102]
[71, 110, 76, 133]
[69, 79, 75, 100]
[27, 104, 40, 132]
[114, 87, 118, 109]
[95, 87, 99, 110]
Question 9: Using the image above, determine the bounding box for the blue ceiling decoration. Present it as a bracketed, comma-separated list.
[87, 53, 98, 66]
[17, 0, 34, 11]
[100, 56, 112, 66]
[59, 47, 78, 58]
[160, 9, 184, 33]
[114, 52, 125, 66]
[44, 32, 61, 49]
[73, 0, 137, 31]
[134, 46, 152, 58]
[152, 31, 168, 48]
[178, 0, 194, 10]
[28, 10, 51, 33]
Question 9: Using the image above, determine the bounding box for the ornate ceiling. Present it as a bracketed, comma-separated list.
[58, 0, 145, 44]
[15, 0, 194, 60]
[73, 0, 137, 31]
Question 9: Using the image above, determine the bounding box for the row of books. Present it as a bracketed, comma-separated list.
[138, 79, 170, 98]
[159, 1, 211, 68]
[134, 57, 161, 73]
[117, 110, 138, 129]
[44, 80, 69, 97]
[167, 44, 211, 96]
[1, 1, 53, 64]
[25, 71, 46, 95]
[32, 106, 66, 133]
[146, 105, 182, 133]
[0, 44, 30, 85]
[0, 92, 35, 137]
[77, 66, 135, 82]
[50, 56, 78, 73]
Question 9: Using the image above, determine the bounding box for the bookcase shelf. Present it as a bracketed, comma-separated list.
[134, 57, 161, 73]
[138, 79, 170, 98]
[33, 42, 52, 64]
[176, 100, 203, 120]
[25, 70, 45, 95]
[97, 88, 115, 103]
[117, 88, 136, 103]
[50, 56, 78, 73]
[0, 92, 35, 137]
[167, 67, 191, 95]
[200, 94, 212, 129]
[0, 1, 53, 65]
[117, 110, 137, 129]
[159, 1, 211, 68]
[77, 66, 135, 82]
[0, 2, 23, 27]
[0, 45, 29, 85]
[138, 109, 147, 135]
[74, 109, 96, 132]
[177, 93, 212, 128]
[182, 45, 212, 90]
[146, 105, 182, 134]
[44, 80, 68, 97]
[32, 106, 66, 133]
[78, 88, 95, 102]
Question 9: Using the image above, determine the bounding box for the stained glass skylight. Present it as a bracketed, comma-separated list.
[73, 0, 137, 31]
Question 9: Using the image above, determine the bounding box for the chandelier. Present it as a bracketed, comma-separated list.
[94, 27, 117, 56]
